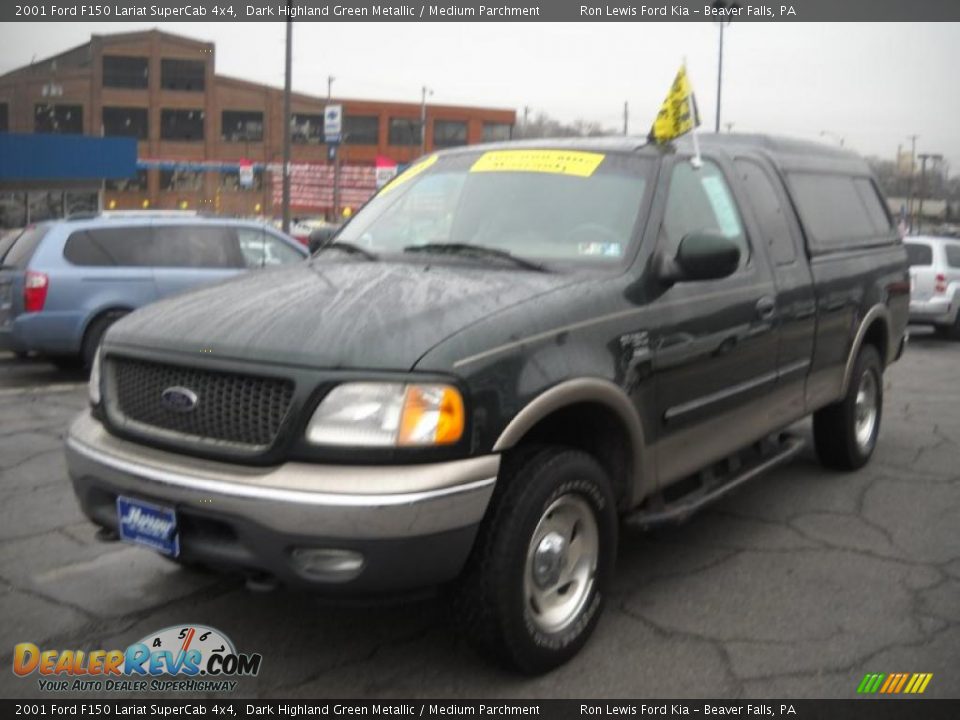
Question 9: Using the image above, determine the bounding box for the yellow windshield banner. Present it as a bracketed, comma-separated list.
[470, 150, 605, 177]
[378, 154, 438, 195]
[649, 64, 701, 144]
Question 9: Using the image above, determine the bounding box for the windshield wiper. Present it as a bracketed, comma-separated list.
[403, 243, 546, 272]
[314, 241, 378, 261]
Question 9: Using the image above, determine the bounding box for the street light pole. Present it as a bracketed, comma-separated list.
[327, 75, 335, 102]
[281, 8, 293, 234]
[711, 1, 739, 133]
[420, 85, 433, 156]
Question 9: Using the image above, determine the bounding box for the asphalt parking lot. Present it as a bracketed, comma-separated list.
[0, 334, 957, 700]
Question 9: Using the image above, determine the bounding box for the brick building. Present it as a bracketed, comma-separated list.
[0, 30, 515, 218]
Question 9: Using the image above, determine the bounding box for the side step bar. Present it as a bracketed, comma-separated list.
[625, 435, 806, 530]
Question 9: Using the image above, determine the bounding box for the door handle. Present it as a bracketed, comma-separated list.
[756, 296, 776, 321]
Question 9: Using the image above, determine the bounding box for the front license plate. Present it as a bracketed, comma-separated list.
[116, 496, 180, 557]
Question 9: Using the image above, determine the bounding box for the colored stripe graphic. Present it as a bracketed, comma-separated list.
[858, 673, 932, 694]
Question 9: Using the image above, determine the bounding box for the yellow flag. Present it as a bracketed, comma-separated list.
[649, 64, 701, 144]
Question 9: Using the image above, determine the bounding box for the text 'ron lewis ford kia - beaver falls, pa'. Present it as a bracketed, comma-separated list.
[65, 133, 908, 673]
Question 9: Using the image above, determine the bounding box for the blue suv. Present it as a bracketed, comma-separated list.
[0, 214, 307, 368]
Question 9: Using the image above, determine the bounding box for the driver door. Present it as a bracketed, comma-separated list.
[648, 156, 780, 486]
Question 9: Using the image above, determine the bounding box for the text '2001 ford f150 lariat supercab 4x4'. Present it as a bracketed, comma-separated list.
[66, 134, 909, 673]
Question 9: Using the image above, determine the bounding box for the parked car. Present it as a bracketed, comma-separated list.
[0, 215, 306, 368]
[66, 135, 908, 673]
[904, 235, 960, 337]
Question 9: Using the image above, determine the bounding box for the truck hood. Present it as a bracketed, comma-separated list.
[106, 259, 577, 370]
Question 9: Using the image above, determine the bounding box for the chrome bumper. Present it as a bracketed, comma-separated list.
[66, 410, 498, 540]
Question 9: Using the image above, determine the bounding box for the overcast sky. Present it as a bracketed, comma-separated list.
[2, 22, 958, 169]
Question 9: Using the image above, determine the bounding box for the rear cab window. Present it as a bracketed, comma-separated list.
[904, 242, 933, 267]
[1, 226, 50, 269]
[788, 173, 894, 253]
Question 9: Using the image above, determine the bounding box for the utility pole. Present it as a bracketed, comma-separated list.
[327, 75, 335, 102]
[522, 106, 530, 138]
[916, 152, 944, 234]
[623, 101, 629, 136]
[906, 134, 919, 231]
[420, 85, 433, 156]
[281, 6, 292, 234]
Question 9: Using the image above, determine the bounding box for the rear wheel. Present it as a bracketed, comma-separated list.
[813, 345, 883, 470]
[81, 310, 128, 369]
[453, 447, 617, 674]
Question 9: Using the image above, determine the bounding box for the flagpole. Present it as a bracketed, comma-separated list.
[685, 58, 703, 169]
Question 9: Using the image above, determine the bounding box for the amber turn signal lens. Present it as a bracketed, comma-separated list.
[397, 384, 465, 446]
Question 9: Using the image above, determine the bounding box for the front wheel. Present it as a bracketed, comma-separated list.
[813, 345, 883, 470]
[453, 447, 618, 674]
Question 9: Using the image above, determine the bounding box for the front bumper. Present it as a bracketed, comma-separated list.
[66, 411, 499, 593]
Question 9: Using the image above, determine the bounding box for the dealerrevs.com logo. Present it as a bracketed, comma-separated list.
[13, 624, 262, 693]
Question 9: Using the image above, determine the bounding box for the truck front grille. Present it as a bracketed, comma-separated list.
[106, 357, 295, 452]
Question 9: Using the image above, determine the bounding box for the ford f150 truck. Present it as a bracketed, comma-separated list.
[66, 135, 909, 673]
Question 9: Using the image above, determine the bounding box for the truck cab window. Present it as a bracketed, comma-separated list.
[662, 160, 749, 270]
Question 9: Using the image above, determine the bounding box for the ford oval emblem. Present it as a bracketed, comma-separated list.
[160, 386, 198, 413]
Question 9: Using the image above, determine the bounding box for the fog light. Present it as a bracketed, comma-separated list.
[290, 548, 364, 582]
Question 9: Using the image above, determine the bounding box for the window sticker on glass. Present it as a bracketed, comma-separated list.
[700, 175, 742, 238]
[578, 242, 623, 258]
[470, 150, 605, 177]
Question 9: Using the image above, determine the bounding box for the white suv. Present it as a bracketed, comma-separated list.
[905, 235, 960, 337]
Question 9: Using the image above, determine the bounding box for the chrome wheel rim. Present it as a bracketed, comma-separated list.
[523, 494, 599, 634]
[854, 370, 878, 450]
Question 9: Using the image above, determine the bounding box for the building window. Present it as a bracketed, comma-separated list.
[161, 58, 206, 92]
[102, 107, 148, 139]
[0, 103, 8, 132]
[433, 120, 468, 148]
[291, 113, 324, 145]
[102, 56, 148, 89]
[105, 170, 148, 192]
[160, 169, 204, 191]
[482, 122, 512, 142]
[344, 114, 379, 145]
[221, 111, 264, 143]
[34, 104, 83, 134]
[388, 117, 421, 146]
[220, 169, 263, 191]
[161, 109, 204, 141]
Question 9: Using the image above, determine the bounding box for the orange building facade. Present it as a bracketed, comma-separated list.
[0, 30, 516, 218]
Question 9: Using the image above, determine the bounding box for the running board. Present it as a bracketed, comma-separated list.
[625, 435, 806, 529]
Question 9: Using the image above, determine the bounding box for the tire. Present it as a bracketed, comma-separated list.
[949, 314, 960, 341]
[813, 345, 883, 471]
[453, 447, 618, 674]
[81, 310, 127, 369]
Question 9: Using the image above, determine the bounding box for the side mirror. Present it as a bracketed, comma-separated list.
[660, 231, 741, 283]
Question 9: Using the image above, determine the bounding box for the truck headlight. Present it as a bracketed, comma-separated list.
[88, 348, 102, 405]
[305, 382, 465, 447]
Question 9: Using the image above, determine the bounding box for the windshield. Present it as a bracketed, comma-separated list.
[336, 149, 653, 265]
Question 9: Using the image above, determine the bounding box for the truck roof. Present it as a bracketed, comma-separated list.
[450, 132, 871, 175]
